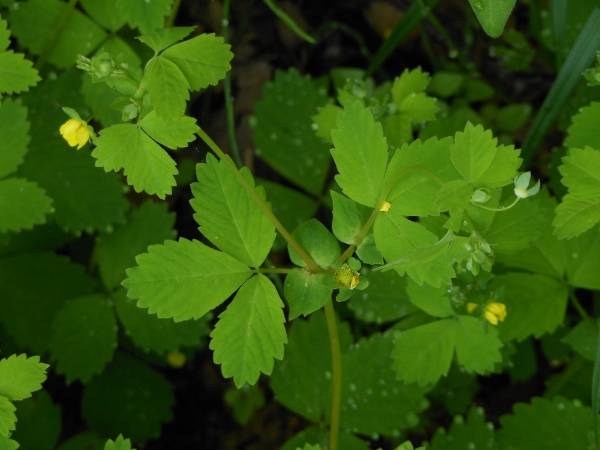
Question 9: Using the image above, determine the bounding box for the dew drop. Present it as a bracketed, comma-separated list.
[473, 0, 484, 12]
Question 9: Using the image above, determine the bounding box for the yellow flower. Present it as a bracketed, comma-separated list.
[380, 201, 391, 212]
[484, 302, 507, 325]
[466, 302, 478, 314]
[59, 118, 90, 149]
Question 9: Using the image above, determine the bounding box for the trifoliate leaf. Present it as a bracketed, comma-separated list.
[145, 56, 189, 121]
[0, 178, 53, 233]
[82, 352, 174, 446]
[0, 51, 40, 96]
[497, 396, 594, 449]
[211, 275, 287, 387]
[469, 0, 517, 38]
[93, 123, 178, 199]
[161, 33, 233, 91]
[80, 0, 127, 32]
[9, 0, 107, 68]
[0, 252, 96, 354]
[0, 396, 16, 438]
[493, 273, 568, 342]
[116, 0, 172, 35]
[123, 238, 252, 321]
[95, 201, 176, 291]
[284, 268, 333, 319]
[0, 354, 48, 401]
[137, 27, 196, 53]
[0, 98, 31, 179]
[139, 110, 199, 149]
[331, 100, 388, 207]
[191, 154, 275, 267]
[10, 390, 61, 450]
[50, 295, 117, 383]
[253, 69, 330, 195]
[564, 102, 600, 150]
[565, 227, 600, 289]
[104, 434, 136, 450]
[287, 219, 340, 269]
[429, 407, 497, 450]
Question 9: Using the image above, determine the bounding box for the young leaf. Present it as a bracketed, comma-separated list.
[429, 407, 497, 450]
[161, 33, 233, 91]
[211, 275, 287, 387]
[0, 396, 16, 437]
[191, 154, 276, 267]
[50, 295, 118, 383]
[0, 98, 31, 179]
[287, 219, 340, 269]
[331, 100, 388, 207]
[123, 238, 252, 322]
[0, 178, 53, 233]
[137, 27, 196, 54]
[469, 0, 517, 38]
[82, 353, 174, 446]
[0, 354, 48, 401]
[104, 434, 136, 450]
[139, 111, 199, 149]
[145, 56, 190, 121]
[284, 268, 333, 319]
[116, 0, 172, 35]
[93, 123, 178, 199]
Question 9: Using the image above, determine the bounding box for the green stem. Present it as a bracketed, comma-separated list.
[324, 299, 342, 450]
[34, 0, 79, 70]
[569, 290, 589, 319]
[472, 196, 520, 212]
[165, 0, 182, 28]
[221, 0, 244, 168]
[196, 127, 321, 273]
[262, 0, 316, 44]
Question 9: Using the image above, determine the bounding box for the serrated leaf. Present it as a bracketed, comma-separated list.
[253, 69, 331, 195]
[564, 102, 600, 150]
[191, 154, 275, 267]
[161, 33, 232, 91]
[139, 110, 199, 149]
[82, 352, 174, 446]
[0, 437, 19, 450]
[287, 219, 340, 269]
[398, 92, 439, 122]
[9, 0, 107, 68]
[104, 434, 136, 450]
[95, 201, 176, 290]
[123, 238, 252, 321]
[145, 56, 189, 121]
[0, 98, 30, 179]
[137, 27, 196, 53]
[0, 51, 40, 96]
[0, 396, 16, 438]
[0, 252, 96, 354]
[469, 0, 517, 38]
[454, 316, 502, 374]
[0, 16, 9, 52]
[50, 295, 117, 383]
[0, 178, 53, 233]
[10, 390, 61, 450]
[331, 100, 388, 207]
[0, 354, 48, 401]
[116, 0, 172, 34]
[558, 147, 600, 197]
[284, 268, 332, 320]
[392, 68, 429, 105]
[93, 123, 178, 199]
[211, 275, 287, 387]
[114, 288, 210, 354]
[554, 195, 600, 239]
[565, 227, 600, 289]
[281, 426, 369, 450]
[498, 396, 595, 449]
[406, 278, 454, 317]
[435, 179, 473, 231]
[80, 0, 127, 32]
[429, 407, 497, 450]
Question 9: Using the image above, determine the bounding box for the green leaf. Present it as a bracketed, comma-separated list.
[11, 390, 61, 450]
[80, 0, 127, 32]
[252, 69, 331, 195]
[564, 102, 600, 150]
[0, 354, 48, 401]
[55, 432, 105, 450]
[0, 16, 9, 52]
[0, 396, 16, 438]
[469, 0, 517, 38]
[104, 435, 136, 450]
[93, 123, 178, 199]
[145, 56, 189, 121]
[50, 295, 117, 383]
[392, 68, 429, 104]
[191, 154, 275, 267]
[9, 0, 107, 68]
[554, 195, 600, 239]
[406, 278, 454, 317]
[123, 238, 252, 321]
[211, 275, 287, 387]
[82, 352, 174, 446]
[281, 426, 369, 450]
[224, 384, 265, 425]
[0, 51, 40, 96]
[288, 219, 340, 269]
[0, 98, 30, 179]
[139, 110, 199, 149]
[454, 316, 502, 374]
[435, 179, 473, 231]
[429, 407, 497, 450]
[0, 178, 53, 233]
[562, 317, 598, 361]
[137, 27, 196, 53]
[312, 103, 340, 143]
[0, 437, 19, 450]
[161, 33, 233, 91]
[296, 445, 321, 450]
[331, 100, 388, 207]
[497, 396, 595, 449]
[116, 0, 172, 34]
[493, 273, 568, 342]
[95, 201, 176, 290]
[284, 268, 333, 320]
[0, 252, 96, 354]
[565, 227, 600, 289]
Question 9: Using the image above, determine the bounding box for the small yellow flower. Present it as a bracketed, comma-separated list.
[59, 118, 90, 149]
[466, 302, 478, 314]
[350, 275, 360, 290]
[380, 201, 391, 212]
[483, 302, 507, 325]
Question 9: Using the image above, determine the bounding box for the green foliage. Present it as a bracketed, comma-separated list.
[116, 0, 172, 35]
[428, 407, 497, 449]
[0, 15, 39, 97]
[11, 390, 61, 450]
[224, 383, 265, 425]
[104, 435, 136, 450]
[468, 0, 517, 38]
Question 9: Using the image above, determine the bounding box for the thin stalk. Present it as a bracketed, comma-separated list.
[34, 0, 79, 70]
[569, 290, 589, 319]
[324, 299, 342, 450]
[221, 0, 244, 168]
[196, 127, 321, 273]
[165, 0, 182, 28]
